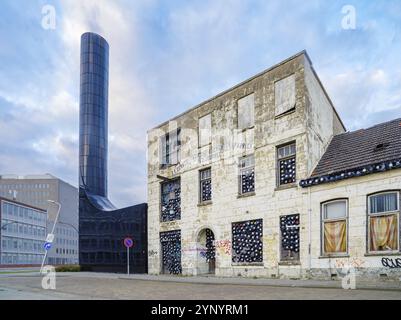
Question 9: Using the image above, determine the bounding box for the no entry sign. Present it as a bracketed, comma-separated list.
[124, 237, 134, 248]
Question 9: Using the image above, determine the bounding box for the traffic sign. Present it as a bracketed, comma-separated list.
[44, 242, 52, 251]
[46, 234, 54, 243]
[124, 237, 134, 248]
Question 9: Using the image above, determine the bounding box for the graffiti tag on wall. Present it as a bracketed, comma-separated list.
[213, 240, 231, 255]
[148, 250, 158, 257]
[335, 258, 365, 269]
[381, 257, 401, 269]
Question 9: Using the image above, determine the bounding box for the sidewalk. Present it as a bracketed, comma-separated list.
[2, 270, 399, 291]
[118, 273, 401, 291]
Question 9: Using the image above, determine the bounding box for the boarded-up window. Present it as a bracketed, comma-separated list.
[161, 179, 181, 222]
[277, 142, 296, 186]
[238, 93, 255, 130]
[232, 219, 263, 264]
[275, 74, 295, 116]
[239, 154, 255, 194]
[199, 114, 211, 147]
[199, 168, 212, 202]
[280, 214, 300, 261]
[160, 128, 181, 165]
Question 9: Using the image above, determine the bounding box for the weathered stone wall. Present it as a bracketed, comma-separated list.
[303, 170, 401, 281]
[147, 51, 401, 281]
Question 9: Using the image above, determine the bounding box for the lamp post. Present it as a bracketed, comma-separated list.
[1, 220, 18, 230]
[40, 200, 61, 274]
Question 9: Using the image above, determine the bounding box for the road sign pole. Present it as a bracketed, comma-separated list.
[127, 246, 130, 275]
[123, 237, 133, 276]
[40, 250, 48, 274]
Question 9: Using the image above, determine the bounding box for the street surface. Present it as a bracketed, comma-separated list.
[0, 271, 400, 300]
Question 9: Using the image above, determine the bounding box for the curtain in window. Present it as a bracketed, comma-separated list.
[324, 220, 346, 253]
[370, 215, 398, 251]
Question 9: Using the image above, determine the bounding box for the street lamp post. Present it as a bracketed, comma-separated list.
[40, 200, 61, 274]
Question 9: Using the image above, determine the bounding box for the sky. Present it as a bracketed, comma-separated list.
[0, 0, 400, 207]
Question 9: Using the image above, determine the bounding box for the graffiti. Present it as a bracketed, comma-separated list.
[213, 240, 231, 255]
[199, 250, 207, 259]
[149, 250, 158, 257]
[335, 258, 365, 268]
[334, 259, 361, 290]
[381, 257, 401, 269]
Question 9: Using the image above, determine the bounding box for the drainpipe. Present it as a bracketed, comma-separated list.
[308, 186, 312, 277]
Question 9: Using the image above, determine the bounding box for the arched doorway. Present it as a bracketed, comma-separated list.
[197, 228, 216, 275]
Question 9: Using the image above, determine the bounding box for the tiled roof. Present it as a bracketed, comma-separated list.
[311, 118, 401, 178]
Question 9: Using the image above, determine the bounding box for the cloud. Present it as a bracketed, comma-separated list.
[0, 0, 400, 207]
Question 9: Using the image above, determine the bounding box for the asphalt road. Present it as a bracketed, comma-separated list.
[0, 272, 400, 300]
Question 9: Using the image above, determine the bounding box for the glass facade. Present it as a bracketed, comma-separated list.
[79, 32, 109, 197]
[0, 199, 47, 265]
[78, 33, 147, 273]
[79, 189, 148, 273]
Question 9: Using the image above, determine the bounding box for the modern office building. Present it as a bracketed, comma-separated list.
[0, 174, 78, 265]
[0, 197, 47, 266]
[79, 32, 147, 273]
[147, 51, 401, 280]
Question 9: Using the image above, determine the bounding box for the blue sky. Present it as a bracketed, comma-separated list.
[0, 0, 400, 207]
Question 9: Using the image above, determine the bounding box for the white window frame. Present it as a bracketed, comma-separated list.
[321, 199, 348, 256]
[367, 191, 400, 253]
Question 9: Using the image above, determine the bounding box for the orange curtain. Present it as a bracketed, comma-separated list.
[370, 215, 398, 251]
[324, 220, 346, 253]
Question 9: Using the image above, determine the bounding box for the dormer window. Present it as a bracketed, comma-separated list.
[373, 142, 390, 152]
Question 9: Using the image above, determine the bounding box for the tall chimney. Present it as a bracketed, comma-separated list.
[79, 32, 109, 197]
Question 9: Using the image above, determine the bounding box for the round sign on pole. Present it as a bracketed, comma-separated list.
[44, 242, 52, 251]
[124, 237, 134, 248]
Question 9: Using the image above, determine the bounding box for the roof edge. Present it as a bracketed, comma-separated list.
[149, 50, 308, 131]
[300, 157, 401, 188]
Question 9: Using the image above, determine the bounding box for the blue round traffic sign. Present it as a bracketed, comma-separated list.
[124, 237, 134, 248]
[44, 242, 52, 251]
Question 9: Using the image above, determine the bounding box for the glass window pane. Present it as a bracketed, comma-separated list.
[324, 201, 347, 219]
[369, 193, 398, 214]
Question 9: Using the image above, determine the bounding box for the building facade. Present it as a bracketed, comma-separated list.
[147, 51, 401, 280]
[78, 32, 147, 273]
[0, 174, 78, 265]
[0, 197, 47, 266]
